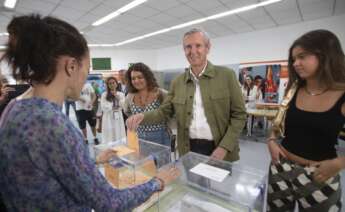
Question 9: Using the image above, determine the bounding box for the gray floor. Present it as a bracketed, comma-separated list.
[65, 106, 345, 211]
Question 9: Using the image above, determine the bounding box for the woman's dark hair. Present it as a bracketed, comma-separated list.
[243, 75, 254, 90]
[105, 76, 118, 102]
[254, 75, 263, 81]
[125, 62, 158, 93]
[2, 14, 88, 85]
[286, 29, 345, 92]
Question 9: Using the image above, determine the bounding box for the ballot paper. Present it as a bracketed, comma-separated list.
[190, 163, 230, 183]
[127, 130, 139, 152]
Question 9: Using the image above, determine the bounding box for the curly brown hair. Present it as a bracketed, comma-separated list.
[3, 14, 88, 85]
[125, 62, 158, 93]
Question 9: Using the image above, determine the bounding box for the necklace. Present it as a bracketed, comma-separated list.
[304, 87, 328, 96]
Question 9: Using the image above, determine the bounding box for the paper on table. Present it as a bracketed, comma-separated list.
[189, 163, 230, 183]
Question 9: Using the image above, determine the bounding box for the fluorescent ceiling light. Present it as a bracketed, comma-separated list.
[89, 0, 282, 47]
[0, 32, 9, 36]
[0, 45, 6, 49]
[92, 0, 147, 26]
[142, 28, 171, 38]
[170, 18, 208, 30]
[4, 0, 17, 9]
[115, 36, 146, 46]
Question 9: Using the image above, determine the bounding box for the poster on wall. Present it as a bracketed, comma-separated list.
[87, 74, 106, 95]
[239, 63, 287, 103]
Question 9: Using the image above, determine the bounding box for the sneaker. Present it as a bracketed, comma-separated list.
[94, 138, 100, 145]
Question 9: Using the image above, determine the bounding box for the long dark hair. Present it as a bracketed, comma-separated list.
[125, 62, 158, 93]
[286, 29, 345, 93]
[2, 14, 88, 85]
[243, 75, 254, 90]
[105, 76, 118, 102]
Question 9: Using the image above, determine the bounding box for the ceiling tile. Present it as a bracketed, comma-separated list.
[334, 0, 345, 15]
[269, 9, 302, 25]
[164, 5, 198, 18]
[146, 13, 181, 26]
[265, 0, 301, 25]
[216, 14, 253, 32]
[59, 0, 101, 12]
[77, 13, 100, 25]
[178, 13, 205, 22]
[224, 0, 257, 9]
[114, 13, 143, 24]
[198, 6, 229, 16]
[134, 19, 162, 30]
[102, 0, 132, 8]
[51, 6, 85, 22]
[14, 0, 56, 16]
[17, 0, 57, 12]
[127, 5, 161, 18]
[238, 8, 277, 29]
[299, 0, 333, 20]
[90, 3, 116, 16]
[186, 0, 223, 12]
[146, 0, 182, 11]
[0, 0, 341, 50]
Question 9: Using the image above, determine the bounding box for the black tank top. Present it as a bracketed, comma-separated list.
[281, 89, 345, 161]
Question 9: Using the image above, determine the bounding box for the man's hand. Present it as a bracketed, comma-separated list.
[210, 147, 227, 160]
[126, 113, 144, 130]
[155, 166, 181, 191]
[312, 158, 343, 183]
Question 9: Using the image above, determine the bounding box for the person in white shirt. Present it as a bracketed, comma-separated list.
[241, 75, 261, 109]
[75, 82, 99, 145]
[100, 77, 126, 143]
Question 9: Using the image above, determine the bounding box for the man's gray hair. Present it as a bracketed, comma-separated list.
[183, 28, 210, 44]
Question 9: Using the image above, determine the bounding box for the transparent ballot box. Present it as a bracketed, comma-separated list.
[146, 152, 266, 212]
[94, 138, 171, 189]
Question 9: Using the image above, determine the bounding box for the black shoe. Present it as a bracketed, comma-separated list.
[94, 138, 100, 145]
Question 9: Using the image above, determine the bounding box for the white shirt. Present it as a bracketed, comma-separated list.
[189, 63, 214, 140]
[241, 85, 262, 109]
[76, 83, 95, 111]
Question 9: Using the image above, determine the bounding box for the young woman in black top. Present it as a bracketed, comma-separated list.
[267, 30, 345, 212]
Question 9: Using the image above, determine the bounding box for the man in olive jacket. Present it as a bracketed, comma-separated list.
[127, 28, 246, 161]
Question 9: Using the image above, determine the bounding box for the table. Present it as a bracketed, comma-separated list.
[246, 108, 278, 137]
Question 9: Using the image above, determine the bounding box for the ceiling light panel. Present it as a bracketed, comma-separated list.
[92, 0, 147, 26]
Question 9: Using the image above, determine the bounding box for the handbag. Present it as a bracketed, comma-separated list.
[271, 81, 298, 138]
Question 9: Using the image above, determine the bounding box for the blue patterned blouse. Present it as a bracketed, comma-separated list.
[129, 99, 167, 134]
[0, 97, 160, 212]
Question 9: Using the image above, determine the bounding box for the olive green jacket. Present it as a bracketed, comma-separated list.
[142, 62, 246, 161]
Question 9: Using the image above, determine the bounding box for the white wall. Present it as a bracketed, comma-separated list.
[90, 48, 157, 71]
[156, 14, 345, 70]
